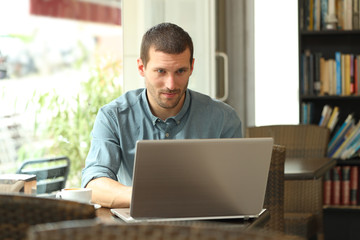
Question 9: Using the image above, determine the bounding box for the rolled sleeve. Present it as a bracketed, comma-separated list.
[81, 140, 121, 187]
[81, 107, 122, 187]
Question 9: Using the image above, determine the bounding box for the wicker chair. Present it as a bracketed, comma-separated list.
[246, 124, 330, 240]
[27, 219, 305, 240]
[263, 144, 286, 233]
[0, 193, 96, 240]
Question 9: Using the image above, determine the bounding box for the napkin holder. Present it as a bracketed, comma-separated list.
[0, 174, 37, 195]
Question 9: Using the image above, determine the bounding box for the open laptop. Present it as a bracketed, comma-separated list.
[111, 137, 274, 223]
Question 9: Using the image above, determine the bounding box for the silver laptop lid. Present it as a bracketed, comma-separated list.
[130, 138, 273, 219]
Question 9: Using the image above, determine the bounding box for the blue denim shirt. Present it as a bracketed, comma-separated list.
[81, 88, 242, 187]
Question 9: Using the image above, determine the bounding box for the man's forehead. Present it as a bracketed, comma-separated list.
[147, 48, 191, 67]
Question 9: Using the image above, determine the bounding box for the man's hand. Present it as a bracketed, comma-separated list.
[86, 177, 132, 208]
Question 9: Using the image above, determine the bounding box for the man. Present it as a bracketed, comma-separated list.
[81, 22, 242, 208]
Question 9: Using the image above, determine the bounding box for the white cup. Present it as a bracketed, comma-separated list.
[56, 188, 92, 204]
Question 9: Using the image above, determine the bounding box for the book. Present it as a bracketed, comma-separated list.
[300, 0, 306, 30]
[329, 121, 356, 157]
[350, 166, 358, 205]
[345, 54, 351, 95]
[335, 51, 342, 95]
[341, 166, 351, 205]
[320, 57, 329, 95]
[341, 53, 346, 95]
[314, 0, 321, 30]
[303, 49, 313, 95]
[328, 113, 355, 156]
[314, 52, 322, 95]
[307, 102, 313, 123]
[357, 55, 360, 94]
[302, 102, 314, 124]
[332, 166, 342, 205]
[359, 0, 360, 30]
[332, 120, 360, 158]
[302, 102, 309, 124]
[354, 0, 360, 30]
[319, 105, 332, 127]
[309, 51, 315, 94]
[323, 170, 332, 205]
[336, 0, 345, 30]
[351, 54, 355, 94]
[329, 59, 336, 95]
[332, 58, 337, 94]
[340, 130, 360, 159]
[305, 0, 311, 30]
[300, 53, 307, 95]
[321, 0, 328, 30]
[355, 56, 358, 94]
[344, 0, 353, 30]
[309, 0, 314, 30]
[326, 59, 336, 95]
[327, 106, 340, 131]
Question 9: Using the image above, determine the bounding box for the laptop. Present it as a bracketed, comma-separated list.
[111, 137, 273, 223]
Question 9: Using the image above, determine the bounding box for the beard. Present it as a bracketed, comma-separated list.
[145, 80, 188, 110]
[156, 89, 185, 109]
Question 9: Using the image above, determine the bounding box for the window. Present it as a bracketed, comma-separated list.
[254, 0, 299, 125]
[0, 1, 122, 187]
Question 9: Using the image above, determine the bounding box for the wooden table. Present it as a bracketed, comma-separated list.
[284, 157, 336, 180]
[95, 207, 269, 230]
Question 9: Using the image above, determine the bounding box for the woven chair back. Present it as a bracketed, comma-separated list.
[0, 194, 96, 240]
[246, 125, 330, 158]
[263, 144, 286, 232]
[27, 220, 305, 240]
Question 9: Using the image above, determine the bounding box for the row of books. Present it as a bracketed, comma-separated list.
[301, 102, 314, 125]
[300, 0, 360, 31]
[327, 112, 360, 159]
[301, 102, 337, 127]
[319, 105, 340, 131]
[324, 165, 358, 205]
[301, 104, 360, 159]
[300, 50, 360, 96]
[301, 102, 338, 129]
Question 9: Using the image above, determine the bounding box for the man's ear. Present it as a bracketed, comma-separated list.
[137, 58, 145, 77]
[190, 58, 195, 74]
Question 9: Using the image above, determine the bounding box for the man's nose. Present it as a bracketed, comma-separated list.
[165, 74, 176, 90]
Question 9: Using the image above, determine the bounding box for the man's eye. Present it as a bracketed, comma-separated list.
[157, 69, 165, 74]
[177, 69, 186, 74]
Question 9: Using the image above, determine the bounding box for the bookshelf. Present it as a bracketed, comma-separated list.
[298, 0, 360, 148]
[301, 95, 360, 125]
[298, 0, 360, 239]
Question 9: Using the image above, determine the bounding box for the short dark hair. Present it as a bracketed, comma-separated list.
[140, 22, 194, 67]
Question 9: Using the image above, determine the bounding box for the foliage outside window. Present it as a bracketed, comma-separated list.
[20, 58, 122, 187]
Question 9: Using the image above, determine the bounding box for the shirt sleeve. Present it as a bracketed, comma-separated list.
[221, 109, 243, 138]
[81, 107, 122, 188]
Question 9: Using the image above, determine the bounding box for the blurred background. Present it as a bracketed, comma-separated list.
[0, 0, 123, 186]
[0, 0, 299, 187]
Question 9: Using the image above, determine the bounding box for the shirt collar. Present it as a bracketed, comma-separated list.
[141, 89, 191, 125]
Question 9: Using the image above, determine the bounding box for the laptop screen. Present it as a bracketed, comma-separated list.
[130, 138, 273, 219]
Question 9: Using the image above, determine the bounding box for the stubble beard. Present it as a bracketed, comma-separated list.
[146, 78, 189, 111]
[156, 88, 186, 109]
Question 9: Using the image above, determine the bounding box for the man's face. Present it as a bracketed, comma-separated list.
[137, 46, 194, 118]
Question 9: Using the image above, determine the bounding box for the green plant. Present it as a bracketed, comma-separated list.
[23, 58, 122, 187]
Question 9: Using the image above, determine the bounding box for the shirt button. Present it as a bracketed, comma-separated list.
[177, 121, 180, 124]
[165, 133, 169, 137]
